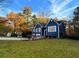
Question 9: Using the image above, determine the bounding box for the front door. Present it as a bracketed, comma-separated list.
[44, 29, 46, 37]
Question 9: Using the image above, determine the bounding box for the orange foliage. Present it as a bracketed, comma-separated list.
[7, 12, 17, 21]
[7, 12, 26, 27]
[7, 12, 32, 32]
[21, 25, 31, 32]
[14, 15, 26, 27]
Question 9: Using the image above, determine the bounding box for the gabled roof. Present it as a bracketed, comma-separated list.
[40, 23, 46, 27]
[34, 23, 46, 29]
[57, 21, 64, 25]
[46, 19, 65, 27]
[0, 18, 8, 23]
[46, 19, 57, 26]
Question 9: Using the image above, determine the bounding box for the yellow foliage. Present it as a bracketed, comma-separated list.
[38, 18, 49, 24]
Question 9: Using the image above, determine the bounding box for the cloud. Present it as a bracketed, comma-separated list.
[32, 12, 37, 16]
[0, 8, 12, 17]
[61, 5, 78, 14]
[49, 0, 75, 19]
[49, 0, 61, 16]
[57, 0, 73, 12]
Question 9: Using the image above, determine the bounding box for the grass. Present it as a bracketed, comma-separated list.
[0, 38, 79, 58]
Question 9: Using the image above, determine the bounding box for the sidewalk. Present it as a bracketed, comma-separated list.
[0, 37, 29, 40]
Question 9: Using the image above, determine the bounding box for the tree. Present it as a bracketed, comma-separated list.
[36, 11, 50, 24]
[74, 7, 79, 15]
[7, 12, 27, 34]
[7, 12, 17, 21]
[37, 10, 51, 18]
[7, 12, 26, 27]
[73, 7, 79, 33]
[23, 6, 32, 26]
[32, 14, 39, 26]
[23, 7, 32, 17]
[38, 17, 49, 24]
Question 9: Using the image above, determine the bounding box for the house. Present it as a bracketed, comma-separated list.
[32, 23, 46, 39]
[32, 19, 66, 39]
[0, 17, 15, 37]
[46, 19, 65, 38]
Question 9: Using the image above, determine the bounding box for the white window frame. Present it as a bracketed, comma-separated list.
[48, 26, 56, 32]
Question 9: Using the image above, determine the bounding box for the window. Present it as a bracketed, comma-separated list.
[33, 29, 35, 32]
[38, 28, 41, 32]
[36, 28, 41, 32]
[48, 26, 56, 32]
[36, 29, 38, 32]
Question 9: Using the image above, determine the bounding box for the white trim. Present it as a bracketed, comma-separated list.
[48, 26, 56, 32]
[46, 19, 63, 27]
[34, 23, 43, 37]
[34, 23, 42, 29]
[46, 19, 64, 38]
[45, 19, 53, 27]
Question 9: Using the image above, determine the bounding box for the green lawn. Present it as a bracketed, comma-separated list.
[0, 39, 79, 58]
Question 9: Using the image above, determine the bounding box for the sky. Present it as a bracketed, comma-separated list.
[0, 0, 79, 19]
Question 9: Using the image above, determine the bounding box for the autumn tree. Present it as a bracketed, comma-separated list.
[7, 12, 17, 21]
[32, 14, 39, 26]
[7, 12, 27, 34]
[23, 6, 32, 26]
[36, 11, 50, 24]
[7, 12, 26, 27]
[37, 10, 51, 18]
[23, 7, 32, 17]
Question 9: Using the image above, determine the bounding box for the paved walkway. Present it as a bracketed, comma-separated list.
[0, 37, 29, 40]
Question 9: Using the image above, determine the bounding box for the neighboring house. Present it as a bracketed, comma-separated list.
[32, 23, 46, 39]
[0, 19, 8, 36]
[0, 18, 14, 37]
[46, 19, 65, 38]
